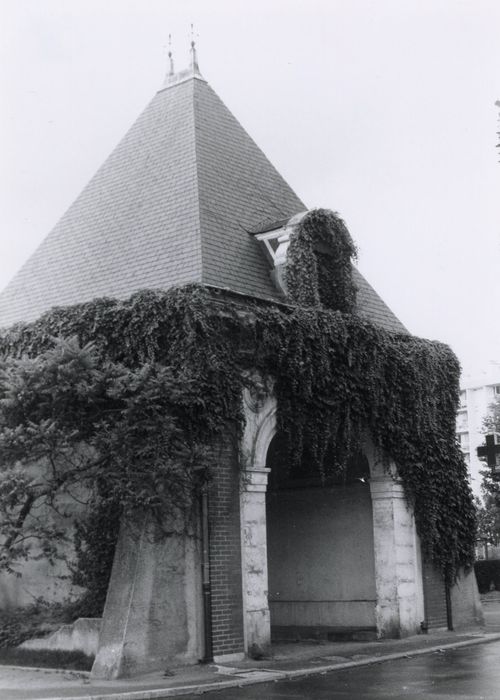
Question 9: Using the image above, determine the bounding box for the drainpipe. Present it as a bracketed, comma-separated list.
[200, 483, 213, 662]
[445, 583, 453, 631]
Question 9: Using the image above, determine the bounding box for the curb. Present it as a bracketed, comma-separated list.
[14, 633, 500, 700]
[0, 665, 90, 677]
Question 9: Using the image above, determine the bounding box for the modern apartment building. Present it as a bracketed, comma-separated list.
[457, 362, 500, 497]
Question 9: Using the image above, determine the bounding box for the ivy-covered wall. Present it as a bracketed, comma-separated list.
[0, 210, 476, 585]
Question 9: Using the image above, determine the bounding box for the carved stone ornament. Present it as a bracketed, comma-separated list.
[241, 370, 274, 413]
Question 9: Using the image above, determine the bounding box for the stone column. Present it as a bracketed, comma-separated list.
[238, 375, 276, 657]
[370, 476, 423, 638]
[240, 467, 271, 656]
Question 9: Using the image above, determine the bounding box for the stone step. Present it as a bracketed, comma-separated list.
[271, 625, 378, 643]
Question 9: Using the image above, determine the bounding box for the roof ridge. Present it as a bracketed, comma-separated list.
[190, 80, 203, 278]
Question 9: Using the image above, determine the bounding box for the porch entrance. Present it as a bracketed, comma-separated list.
[265, 433, 378, 642]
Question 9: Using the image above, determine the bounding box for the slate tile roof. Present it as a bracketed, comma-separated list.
[0, 70, 406, 334]
[193, 80, 305, 299]
[353, 268, 406, 333]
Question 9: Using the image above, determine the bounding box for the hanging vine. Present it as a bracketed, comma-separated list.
[0, 212, 476, 586]
[285, 208, 358, 312]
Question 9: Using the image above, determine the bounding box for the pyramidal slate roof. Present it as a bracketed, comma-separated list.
[0, 60, 406, 334]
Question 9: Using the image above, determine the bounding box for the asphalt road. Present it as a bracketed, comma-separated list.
[180, 640, 500, 700]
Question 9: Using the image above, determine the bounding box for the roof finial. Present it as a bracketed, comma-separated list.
[159, 25, 204, 90]
[190, 23, 200, 74]
[168, 33, 174, 76]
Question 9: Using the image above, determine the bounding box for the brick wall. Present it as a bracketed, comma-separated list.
[208, 430, 244, 656]
[422, 559, 449, 629]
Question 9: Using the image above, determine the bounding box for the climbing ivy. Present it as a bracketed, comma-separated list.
[286, 208, 358, 312]
[70, 496, 122, 617]
[0, 211, 475, 585]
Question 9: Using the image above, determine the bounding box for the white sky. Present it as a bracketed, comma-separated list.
[0, 0, 499, 375]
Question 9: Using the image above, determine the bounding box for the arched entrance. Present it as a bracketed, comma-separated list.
[265, 432, 378, 641]
[238, 382, 425, 656]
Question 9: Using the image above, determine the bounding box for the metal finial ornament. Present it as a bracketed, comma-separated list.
[190, 23, 200, 73]
[168, 33, 174, 76]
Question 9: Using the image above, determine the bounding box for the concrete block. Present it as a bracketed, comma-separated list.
[91, 513, 202, 679]
[20, 618, 101, 657]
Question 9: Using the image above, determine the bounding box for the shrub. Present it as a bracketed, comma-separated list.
[474, 559, 500, 593]
[0, 599, 80, 649]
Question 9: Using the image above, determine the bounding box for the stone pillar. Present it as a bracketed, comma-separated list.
[370, 476, 423, 638]
[240, 467, 271, 656]
[239, 375, 276, 658]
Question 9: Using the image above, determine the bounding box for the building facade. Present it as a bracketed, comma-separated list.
[457, 362, 500, 497]
[0, 47, 484, 678]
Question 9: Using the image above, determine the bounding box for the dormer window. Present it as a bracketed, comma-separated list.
[254, 227, 290, 266]
[250, 212, 308, 295]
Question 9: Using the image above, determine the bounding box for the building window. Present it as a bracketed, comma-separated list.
[457, 410, 468, 432]
[459, 390, 467, 407]
[494, 385, 500, 396]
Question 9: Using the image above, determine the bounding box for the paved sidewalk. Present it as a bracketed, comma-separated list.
[2, 627, 500, 700]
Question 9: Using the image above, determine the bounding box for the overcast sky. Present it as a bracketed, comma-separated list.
[1, 0, 499, 376]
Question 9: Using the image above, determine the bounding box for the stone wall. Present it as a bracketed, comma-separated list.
[0, 484, 86, 609]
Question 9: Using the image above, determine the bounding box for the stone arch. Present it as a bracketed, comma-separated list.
[239, 384, 425, 653]
[252, 403, 277, 469]
[240, 383, 277, 473]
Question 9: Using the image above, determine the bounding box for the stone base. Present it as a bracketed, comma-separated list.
[213, 652, 245, 663]
[271, 625, 378, 643]
[450, 567, 485, 629]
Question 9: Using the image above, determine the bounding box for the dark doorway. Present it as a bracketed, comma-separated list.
[265, 433, 377, 642]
